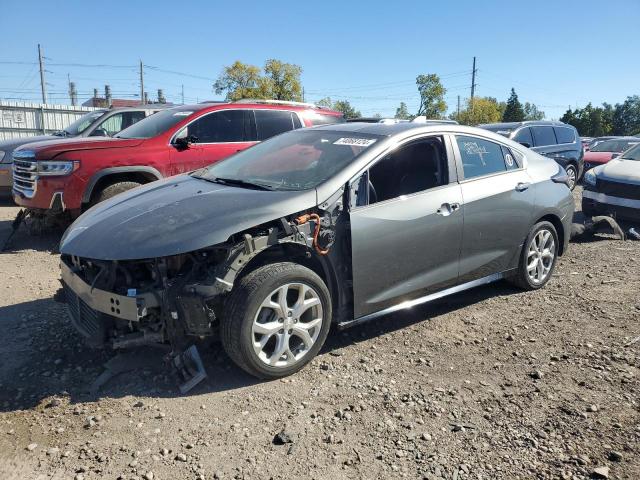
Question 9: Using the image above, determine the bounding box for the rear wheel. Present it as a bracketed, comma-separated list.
[508, 221, 559, 290]
[221, 262, 332, 379]
[92, 181, 142, 206]
[565, 164, 578, 190]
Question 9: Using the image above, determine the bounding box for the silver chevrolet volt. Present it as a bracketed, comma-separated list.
[59, 122, 574, 379]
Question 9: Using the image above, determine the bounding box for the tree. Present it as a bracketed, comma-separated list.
[456, 97, 503, 125]
[394, 102, 412, 120]
[261, 59, 303, 101]
[214, 59, 303, 101]
[214, 61, 263, 101]
[502, 88, 525, 122]
[332, 100, 361, 119]
[416, 74, 447, 118]
[314, 97, 361, 119]
[523, 102, 545, 121]
[612, 95, 640, 135]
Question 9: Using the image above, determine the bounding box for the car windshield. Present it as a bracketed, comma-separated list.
[590, 139, 639, 153]
[115, 108, 193, 139]
[197, 129, 381, 191]
[59, 110, 107, 136]
[619, 143, 640, 161]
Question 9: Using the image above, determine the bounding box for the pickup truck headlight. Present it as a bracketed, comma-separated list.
[583, 169, 597, 187]
[37, 160, 79, 176]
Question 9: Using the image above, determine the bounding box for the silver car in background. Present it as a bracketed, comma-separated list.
[58, 123, 574, 379]
[0, 106, 164, 196]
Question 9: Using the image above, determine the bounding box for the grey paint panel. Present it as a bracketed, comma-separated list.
[350, 183, 463, 318]
[457, 170, 535, 282]
[60, 174, 317, 260]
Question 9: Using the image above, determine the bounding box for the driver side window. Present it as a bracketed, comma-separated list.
[362, 136, 448, 205]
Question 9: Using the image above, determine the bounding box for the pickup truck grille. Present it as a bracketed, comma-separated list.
[12, 158, 37, 198]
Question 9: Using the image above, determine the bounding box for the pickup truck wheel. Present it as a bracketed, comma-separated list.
[508, 221, 559, 291]
[221, 262, 332, 379]
[92, 181, 141, 205]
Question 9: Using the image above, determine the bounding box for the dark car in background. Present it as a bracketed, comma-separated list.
[58, 122, 573, 379]
[0, 106, 164, 196]
[479, 121, 583, 189]
[583, 137, 640, 170]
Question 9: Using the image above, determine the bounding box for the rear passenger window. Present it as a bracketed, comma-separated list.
[513, 127, 533, 146]
[531, 126, 557, 146]
[501, 146, 519, 170]
[456, 136, 508, 179]
[255, 110, 298, 141]
[554, 126, 575, 144]
[306, 113, 346, 126]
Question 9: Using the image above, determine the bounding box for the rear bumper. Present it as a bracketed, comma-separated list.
[582, 190, 640, 222]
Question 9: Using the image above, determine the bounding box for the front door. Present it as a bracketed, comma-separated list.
[350, 135, 463, 318]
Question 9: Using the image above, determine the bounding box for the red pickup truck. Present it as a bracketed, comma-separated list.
[12, 101, 343, 217]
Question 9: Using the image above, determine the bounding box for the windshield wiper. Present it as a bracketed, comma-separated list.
[202, 176, 274, 191]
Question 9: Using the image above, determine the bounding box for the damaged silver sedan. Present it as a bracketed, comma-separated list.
[59, 123, 574, 380]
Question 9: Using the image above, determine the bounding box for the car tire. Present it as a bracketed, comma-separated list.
[221, 262, 332, 379]
[508, 221, 559, 291]
[565, 164, 578, 190]
[92, 181, 142, 205]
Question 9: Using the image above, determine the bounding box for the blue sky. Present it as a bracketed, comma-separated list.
[0, 0, 638, 119]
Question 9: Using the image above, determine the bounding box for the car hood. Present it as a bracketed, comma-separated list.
[0, 135, 58, 152]
[593, 159, 640, 185]
[16, 137, 145, 160]
[584, 151, 614, 163]
[60, 174, 318, 260]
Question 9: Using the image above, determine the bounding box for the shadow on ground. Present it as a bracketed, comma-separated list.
[0, 198, 66, 253]
[0, 280, 521, 412]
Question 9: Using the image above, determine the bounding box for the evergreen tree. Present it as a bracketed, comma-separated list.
[502, 88, 525, 122]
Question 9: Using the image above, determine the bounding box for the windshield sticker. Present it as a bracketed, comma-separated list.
[173, 111, 193, 117]
[333, 137, 377, 147]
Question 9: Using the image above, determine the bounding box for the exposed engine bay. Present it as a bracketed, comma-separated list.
[58, 203, 348, 390]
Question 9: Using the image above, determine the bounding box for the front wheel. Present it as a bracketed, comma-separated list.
[565, 164, 578, 190]
[508, 221, 559, 291]
[221, 262, 332, 379]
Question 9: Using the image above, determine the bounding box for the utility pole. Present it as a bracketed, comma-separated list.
[139, 60, 145, 105]
[181, 84, 185, 105]
[38, 44, 47, 104]
[68, 74, 77, 106]
[302, 87, 305, 103]
[457, 95, 460, 120]
[470, 56, 477, 111]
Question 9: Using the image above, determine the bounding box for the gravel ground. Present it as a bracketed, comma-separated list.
[0, 188, 638, 480]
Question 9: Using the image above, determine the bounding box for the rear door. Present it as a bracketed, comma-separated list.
[453, 134, 535, 283]
[350, 135, 463, 318]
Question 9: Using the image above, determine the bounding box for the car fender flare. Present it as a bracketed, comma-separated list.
[82, 166, 163, 204]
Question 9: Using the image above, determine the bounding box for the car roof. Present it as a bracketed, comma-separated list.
[311, 121, 511, 138]
[170, 101, 342, 115]
[479, 120, 569, 129]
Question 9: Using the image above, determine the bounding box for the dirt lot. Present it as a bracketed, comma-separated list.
[0, 188, 638, 480]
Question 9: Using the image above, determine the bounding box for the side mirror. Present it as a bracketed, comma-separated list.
[518, 141, 531, 148]
[174, 135, 198, 150]
[90, 128, 109, 137]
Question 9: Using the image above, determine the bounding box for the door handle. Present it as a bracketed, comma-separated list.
[437, 202, 460, 216]
[515, 182, 531, 192]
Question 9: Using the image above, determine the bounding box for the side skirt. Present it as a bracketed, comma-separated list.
[337, 272, 504, 330]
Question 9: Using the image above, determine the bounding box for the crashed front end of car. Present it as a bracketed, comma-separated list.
[59, 218, 321, 350]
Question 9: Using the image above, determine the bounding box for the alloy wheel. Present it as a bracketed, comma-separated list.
[527, 229, 556, 284]
[251, 282, 323, 367]
[566, 166, 577, 190]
